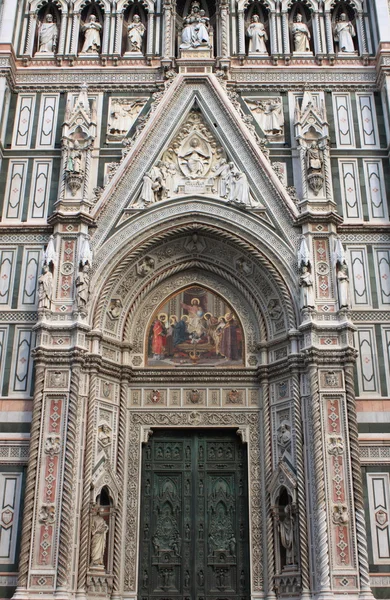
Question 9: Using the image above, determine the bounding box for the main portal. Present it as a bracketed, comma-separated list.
[138, 429, 250, 600]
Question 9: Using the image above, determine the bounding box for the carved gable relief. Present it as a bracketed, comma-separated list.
[106, 97, 147, 142]
[243, 97, 285, 142]
[127, 108, 263, 209]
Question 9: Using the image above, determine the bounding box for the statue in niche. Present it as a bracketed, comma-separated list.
[291, 14, 311, 53]
[75, 264, 91, 311]
[90, 508, 109, 569]
[336, 261, 350, 309]
[299, 264, 314, 308]
[277, 420, 292, 452]
[67, 141, 83, 174]
[247, 15, 268, 55]
[81, 15, 102, 54]
[305, 140, 324, 196]
[180, 1, 210, 49]
[279, 504, 295, 566]
[334, 13, 356, 53]
[127, 15, 146, 53]
[38, 14, 58, 53]
[38, 264, 53, 310]
[98, 424, 112, 449]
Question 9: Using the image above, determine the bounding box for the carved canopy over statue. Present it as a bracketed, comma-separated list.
[180, 0, 211, 49]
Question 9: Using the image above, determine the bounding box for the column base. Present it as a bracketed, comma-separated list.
[358, 590, 375, 600]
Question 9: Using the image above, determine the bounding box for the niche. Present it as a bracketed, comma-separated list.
[35, 0, 61, 55]
[79, 0, 104, 55]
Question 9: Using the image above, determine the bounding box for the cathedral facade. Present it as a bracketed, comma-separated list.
[0, 1, 389, 600]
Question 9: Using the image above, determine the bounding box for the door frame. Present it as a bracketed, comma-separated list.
[123, 410, 264, 600]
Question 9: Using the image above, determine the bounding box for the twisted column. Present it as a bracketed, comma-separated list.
[292, 372, 310, 596]
[25, 13, 36, 56]
[281, 11, 289, 55]
[58, 12, 67, 56]
[77, 370, 98, 591]
[102, 13, 110, 55]
[324, 12, 334, 54]
[262, 376, 276, 599]
[114, 12, 123, 55]
[17, 364, 45, 587]
[356, 11, 368, 54]
[163, 0, 173, 59]
[313, 12, 322, 54]
[220, 3, 229, 58]
[147, 13, 155, 56]
[70, 13, 79, 55]
[57, 366, 80, 588]
[237, 11, 245, 55]
[344, 365, 373, 599]
[112, 375, 130, 593]
[309, 365, 331, 596]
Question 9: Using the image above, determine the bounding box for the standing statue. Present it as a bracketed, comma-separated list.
[291, 14, 311, 53]
[228, 167, 250, 206]
[127, 15, 146, 53]
[38, 15, 58, 53]
[67, 142, 83, 174]
[90, 509, 109, 569]
[38, 265, 53, 310]
[279, 504, 295, 566]
[299, 265, 314, 308]
[81, 15, 102, 54]
[337, 262, 350, 308]
[334, 13, 356, 53]
[247, 15, 268, 54]
[306, 140, 322, 174]
[75, 264, 91, 311]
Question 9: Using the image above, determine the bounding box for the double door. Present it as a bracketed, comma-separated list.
[138, 429, 250, 600]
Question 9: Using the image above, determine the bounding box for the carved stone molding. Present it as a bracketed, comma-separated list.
[124, 410, 263, 594]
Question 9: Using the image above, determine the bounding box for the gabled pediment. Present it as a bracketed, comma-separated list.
[92, 75, 298, 251]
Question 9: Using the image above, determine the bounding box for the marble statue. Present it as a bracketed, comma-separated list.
[228, 168, 250, 206]
[299, 265, 314, 308]
[67, 142, 83, 173]
[81, 15, 102, 54]
[306, 141, 322, 173]
[334, 13, 356, 53]
[247, 15, 268, 54]
[277, 421, 291, 451]
[213, 158, 231, 198]
[38, 15, 58, 53]
[127, 15, 146, 53]
[337, 262, 350, 308]
[279, 504, 295, 566]
[75, 264, 90, 310]
[38, 264, 53, 310]
[90, 509, 109, 568]
[180, 1, 210, 49]
[291, 14, 311, 53]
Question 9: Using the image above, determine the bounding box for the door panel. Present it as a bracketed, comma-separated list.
[138, 430, 250, 600]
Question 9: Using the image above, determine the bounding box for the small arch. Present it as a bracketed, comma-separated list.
[79, 0, 104, 54]
[122, 1, 148, 55]
[289, 2, 313, 54]
[244, 1, 270, 55]
[331, 2, 359, 54]
[34, 1, 61, 55]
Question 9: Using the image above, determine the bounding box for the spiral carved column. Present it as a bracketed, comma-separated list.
[309, 365, 331, 596]
[344, 365, 373, 599]
[262, 376, 275, 599]
[292, 372, 310, 596]
[57, 365, 80, 588]
[112, 374, 130, 593]
[17, 364, 45, 588]
[77, 370, 98, 591]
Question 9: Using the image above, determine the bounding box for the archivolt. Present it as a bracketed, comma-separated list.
[91, 221, 298, 332]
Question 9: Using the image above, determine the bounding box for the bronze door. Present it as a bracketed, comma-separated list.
[138, 429, 250, 600]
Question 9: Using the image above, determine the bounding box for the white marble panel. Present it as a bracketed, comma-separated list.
[0, 250, 15, 306]
[367, 473, 390, 564]
[356, 93, 379, 148]
[12, 94, 35, 148]
[363, 160, 388, 221]
[349, 247, 371, 307]
[20, 249, 41, 307]
[0, 473, 22, 564]
[3, 160, 28, 221]
[36, 94, 59, 149]
[332, 93, 355, 147]
[355, 327, 380, 396]
[29, 160, 52, 219]
[339, 159, 362, 220]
